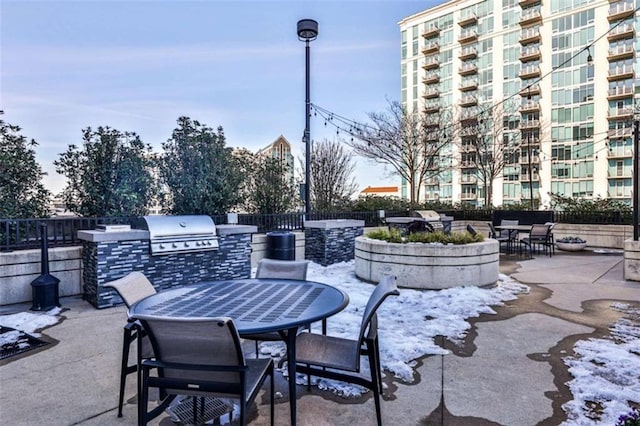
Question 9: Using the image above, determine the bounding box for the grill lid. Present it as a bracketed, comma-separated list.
[142, 215, 218, 255]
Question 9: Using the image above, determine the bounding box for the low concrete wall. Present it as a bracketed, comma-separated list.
[354, 236, 499, 289]
[624, 239, 640, 281]
[0, 247, 83, 307]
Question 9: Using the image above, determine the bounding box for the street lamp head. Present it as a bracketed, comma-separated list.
[297, 19, 318, 41]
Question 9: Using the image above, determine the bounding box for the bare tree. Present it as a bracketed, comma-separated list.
[345, 100, 452, 204]
[309, 139, 358, 212]
[457, 103, 519, 206]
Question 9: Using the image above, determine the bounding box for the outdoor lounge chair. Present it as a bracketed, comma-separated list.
[136, 317, 274, 426]
[104, 272, 156, 417]
[294, 275, 399, 426]
[243, 258, 310, 357]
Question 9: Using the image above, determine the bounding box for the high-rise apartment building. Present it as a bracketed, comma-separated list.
[256, 135, 295, 185]
[399, 0, 638, 207]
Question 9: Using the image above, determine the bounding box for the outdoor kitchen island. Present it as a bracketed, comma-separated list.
[78, 216, 257, 308]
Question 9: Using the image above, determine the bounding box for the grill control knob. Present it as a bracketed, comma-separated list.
[185, 242, 190, 247]
[159, 244, 165, 249]
[172, 243, 177, 248]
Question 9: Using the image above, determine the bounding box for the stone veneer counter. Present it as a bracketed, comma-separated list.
[355, 236, 499, 289]
[79, 224, 257, 308]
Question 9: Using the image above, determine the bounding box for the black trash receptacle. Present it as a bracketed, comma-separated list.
[266, 231, 295, 260]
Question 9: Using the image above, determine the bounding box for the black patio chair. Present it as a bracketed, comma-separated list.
[104, 272, 156, 417]
[137, 316, 274, 426]
[294, 275, 399, 426]
[243, 259, 310, 358]
[487, 222, 511, 253]
[520, 223, 553, 258]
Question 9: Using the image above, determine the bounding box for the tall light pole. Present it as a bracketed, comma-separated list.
[633, 119, 639, 240]
[297, 19, 318, 218]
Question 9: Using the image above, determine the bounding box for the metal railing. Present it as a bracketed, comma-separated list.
[1, 209, 632, 252]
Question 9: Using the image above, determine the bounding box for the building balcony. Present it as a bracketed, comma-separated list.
[608, 107, 635, 120]
[608, 191, 631, 199]
[520, 136, 540, 145]
[519, 156, 540, 165]
[423, 73, 440, 85]
[519, 100, 540, 113]
[460, 161, 476, 169]
[607, 23, 635, 42]
[460, 79, 479, 92]
[423, 88, 441, 99]
[459, 46, 478, 60]
[607, 64, 634, 81]
[520, 119, 540, 129]
[608, 128, 633, 139]
[608, 149, 633, 159]
[422, 57, 440, 70]
[458, 13, 478, 27]
[519, 28, 541, 44]
[520, 173, 540, 182]
[608, 170, 633, 178]
[459, 30, 478, 44]
[423, 102, 441, 113]
[519, 65, 541, 79]
[519, 0, 541, 8]
[424, 118, 441, 129]
[460, 112, 479, 123]
[459, 63, 478, 75]
[520, 84, 540, 96]
[422, 42, 440, 55]
[422, 25, 440, 38]
[607, 44, 634, 61]
[608, 3, 635, 21]
[607, 86, 634, 100]
[460, 176, 478, 184]
[520, 46, 541, 61]
[519, 9, 542, 26]
[461, 192, 478, 200]
[460, 95, 478, 107]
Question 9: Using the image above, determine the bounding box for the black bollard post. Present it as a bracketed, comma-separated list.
[30, 222, 60, 311]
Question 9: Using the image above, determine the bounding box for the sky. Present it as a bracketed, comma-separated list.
[1, 0, 439, 196]
[3, 260, 639, 425]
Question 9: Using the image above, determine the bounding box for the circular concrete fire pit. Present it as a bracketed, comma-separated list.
[354, 236, 499, 289]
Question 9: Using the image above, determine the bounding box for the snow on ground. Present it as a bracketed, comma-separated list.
[261, 260, 529, 395]
[561, 303, 640, 425]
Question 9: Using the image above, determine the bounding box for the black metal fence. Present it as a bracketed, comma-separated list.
[0, 209, 633, 252]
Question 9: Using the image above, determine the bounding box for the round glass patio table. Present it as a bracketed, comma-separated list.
[130, 278, 349, 425]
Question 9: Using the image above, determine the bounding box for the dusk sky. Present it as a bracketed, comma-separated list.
[1, 0, 440, 195]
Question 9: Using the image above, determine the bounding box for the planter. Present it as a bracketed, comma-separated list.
[354, 236, 499, 289]
[556, 241, 587, 251]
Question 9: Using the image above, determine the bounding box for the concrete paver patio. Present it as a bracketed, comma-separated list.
[1, 250, 638, 425]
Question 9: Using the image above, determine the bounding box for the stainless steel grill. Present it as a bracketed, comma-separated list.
[142, 215, 219, 255]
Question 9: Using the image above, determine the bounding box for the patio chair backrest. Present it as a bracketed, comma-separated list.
[529, 224, 551, 240]
[256, 258, 309, 280]
[500, 219, 519, 239]
[358, 275, 399, 346]
[104, 272, 156, 308]
[140, 316, 245, 388]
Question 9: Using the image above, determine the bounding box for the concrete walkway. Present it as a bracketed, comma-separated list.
[1, 251, 639, 425]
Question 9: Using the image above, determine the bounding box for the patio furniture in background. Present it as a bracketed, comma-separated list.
[104, 272, 156, 417]
[244, 259, 310, 357]
[136, 317, 274, 426]
[495, 220, 525, 254]
[545, 222, 557, 255]
[295, 275, 400, 426]
[487, 222, 511, 253]
[519, 224, 554, 258]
